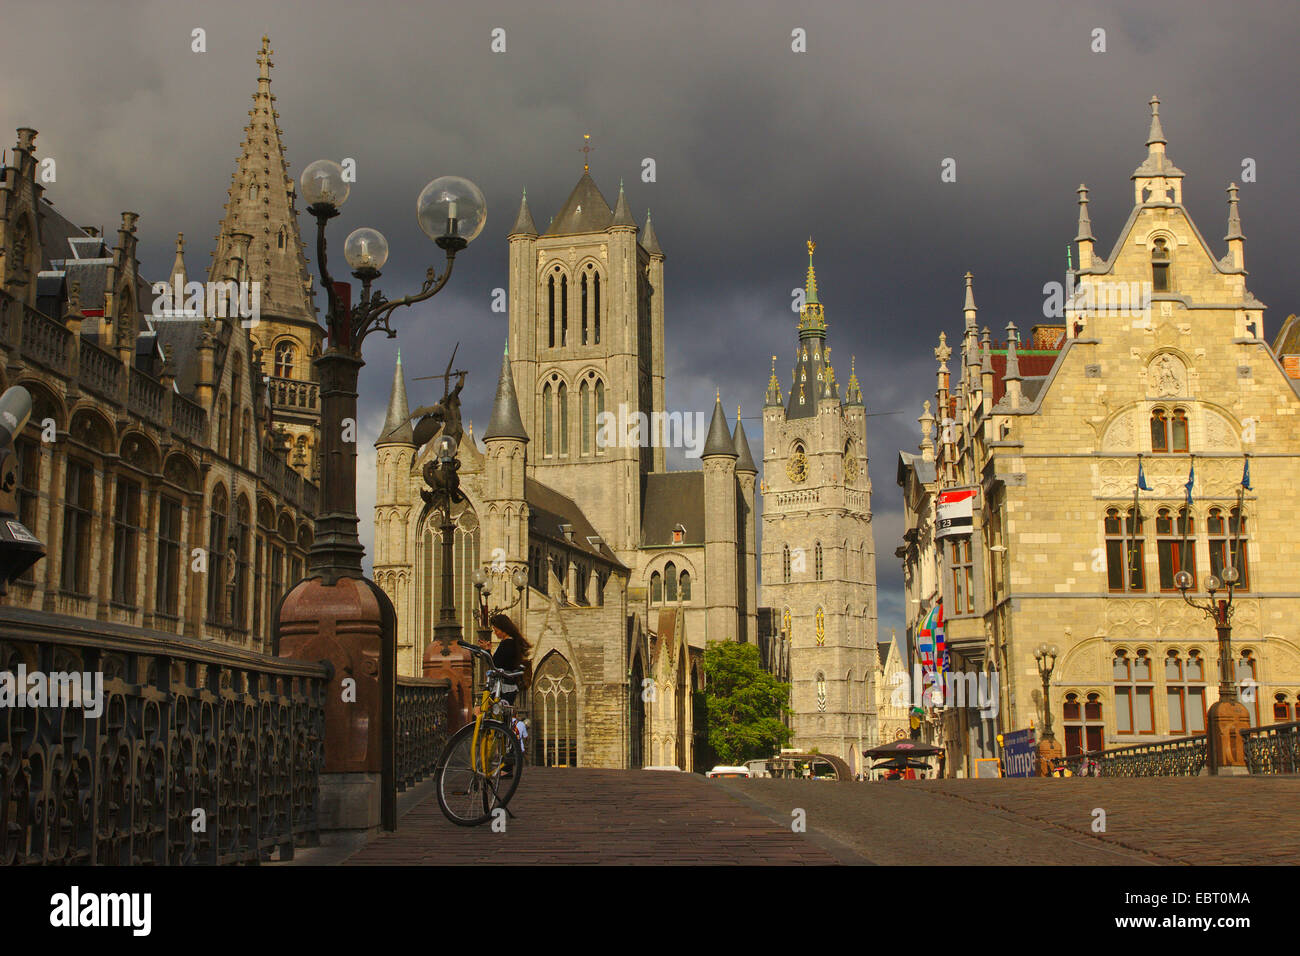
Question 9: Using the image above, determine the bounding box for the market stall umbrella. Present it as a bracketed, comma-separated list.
[864, 740, 944, 758]
[871, 758, 932, 771]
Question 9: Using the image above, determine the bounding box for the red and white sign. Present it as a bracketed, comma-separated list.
[936, 488, 977, 538]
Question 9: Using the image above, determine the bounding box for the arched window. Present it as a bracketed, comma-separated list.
[782, 545, 791, 583]
[277, 226, 286, 250]
[1166, 649, 1207, 735]
[1273, 693, 1293, 723]
[557, 382, 569, 456]
[274, 342, 295, 378]
[1235, 649, 1260, 725]
[1114, 648, 1155, 735]
[206, 486, 229, 626]
[1156, 507, 1194, 591]
[815, 606, 825, 647]
[560, 274, 568, 346]
[594, 380, 605, 456]
[580, 380, 591, 455]
[650, 571, 662, 603]
[542, 382, 554, 457]
[816, 672, 827, 712]
[1150, 407, 1188, 454]
[1063, 692, 1105, 755]
[679, 570, 691, 601]
[664, 561, 677, 601]
[593, 271, 601, 344]
[1151, 237, 1170, 292]
[814, 542, 824, 581]
[217, 395, 229, 458]
[547, 273, 557, 347]
[1207, 507, 1250, 590]
[249, 184, 258, 201]
[1105, 507, 1144, 592]
[533, 652, 578, 767]
[581, 271, 589, 345]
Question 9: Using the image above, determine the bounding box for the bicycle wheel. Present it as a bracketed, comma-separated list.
[435, 720, 522, 826]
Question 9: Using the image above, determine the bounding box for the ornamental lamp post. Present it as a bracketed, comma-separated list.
[276, 159, 485, 833]
[1175, 488, 1250, 775]
[1033, 643, 1061, 776]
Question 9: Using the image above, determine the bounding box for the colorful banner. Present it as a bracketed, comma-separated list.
[936, 488, 977, 538]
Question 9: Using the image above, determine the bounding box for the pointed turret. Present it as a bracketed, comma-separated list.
[845, 355, 863, 406]
[1132, 95, 1184, 204]
[732, 408, 757, 473]
[702, 391, 737, 458]
[209, 36, 317, 326]
[641, 209, 663, 257]
[611, 180, 636, 228]
[765, 355, 783, 406]
[377, 350, 414, 445]
[963, 271, 977, 325]
[1004, 322, 1023, 410]
[508, 189, 538, 238]
[787, 240, 832, 419]
[170, 232, 188, 290]
[483, 341, 529, 442]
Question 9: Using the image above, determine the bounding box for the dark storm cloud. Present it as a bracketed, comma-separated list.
[5, 0, 1296, 641]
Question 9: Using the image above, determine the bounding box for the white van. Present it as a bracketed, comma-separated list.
[706, 765, 752, 779]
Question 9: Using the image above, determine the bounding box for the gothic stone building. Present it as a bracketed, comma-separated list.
[0, 38, 320, 647]
[373, 171, 758, 769]
[759, 245, 880, 770]
[898, 98, 1300, 774]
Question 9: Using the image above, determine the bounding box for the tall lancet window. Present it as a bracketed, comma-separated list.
[1151, 238, 1170, 292]
[561, 275, 569, 346]
[593, 272, 601, 344]
[580, 380, 591, 455]
[581, 272, 589, 345]
[594, 381, 605, 455]
[548, 274, 556, 347]
[557, 382, 569, 456]
[543, 382, 554, 457]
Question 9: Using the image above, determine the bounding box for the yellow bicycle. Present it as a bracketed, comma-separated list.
[435, 640, 526, 826]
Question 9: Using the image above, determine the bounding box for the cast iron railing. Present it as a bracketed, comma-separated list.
[0, 606, 329, 865]
[1056, 734, 1208, 777]
[1242, 720, 1300, 774]
[395, 676, 450, 793]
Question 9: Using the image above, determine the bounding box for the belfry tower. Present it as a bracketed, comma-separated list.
[761, 241, 878, 764]
[210, 35, 322, 478]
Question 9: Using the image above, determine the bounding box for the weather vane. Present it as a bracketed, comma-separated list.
[580, 133, 594, 172]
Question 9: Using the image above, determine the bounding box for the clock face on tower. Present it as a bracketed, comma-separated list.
[843, 452, 858, 484]
[786, 448, 808, 483]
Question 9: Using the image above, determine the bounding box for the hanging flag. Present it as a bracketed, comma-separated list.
[1137, 460, 1152, 491]
[1242, 456, 1252, 491]
[1185, 459, 1196, 506]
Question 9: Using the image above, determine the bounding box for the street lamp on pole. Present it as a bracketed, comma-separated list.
[1176, 485, 1250, 774]
[1033, 642, 1060, 775]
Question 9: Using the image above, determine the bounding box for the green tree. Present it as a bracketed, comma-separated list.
[703, 641, 792, 765]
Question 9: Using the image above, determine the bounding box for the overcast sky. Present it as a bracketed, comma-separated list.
[4, 0, 1297, 642]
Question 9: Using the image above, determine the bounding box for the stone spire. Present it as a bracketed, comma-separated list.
[611, 180, 636, 227]
[1132, 95, 1184, 204]
[765, 354, 782, 406]
[963, 271, 977, 325]
[1004, 321, 1023, 409]
[732, 407, 757, 473]
[170, 232, 188, 290]
[845, 355, 863, 405]
[919, 400, 935, 462]
[209, 35, 316, 326]
[377, 349, 413, 445]
[788, 241, 832, 418]
[641, 209, 663, 257]
[483, 341, 528, 442]
[702, 391, 737, 458]
[508, 189, 538, 238]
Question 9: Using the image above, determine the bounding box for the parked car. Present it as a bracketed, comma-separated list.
[706, 765, 752, 779]
[642, 765, 681, 771]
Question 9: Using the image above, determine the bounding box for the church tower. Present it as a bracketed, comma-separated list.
[761, 241, 878, 764]
[211, 36, 322, 479]
[505, 166, 665, 562]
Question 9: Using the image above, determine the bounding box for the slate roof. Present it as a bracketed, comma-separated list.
[1273, 314, 1300, 356]
[544, 172, 613, 236]
[640, 471, 705, 547]
[701, 399, 736, 458]
[526, 477, 624, 567]
[732, 417, 757, 473]
[483, 346, 528, 442]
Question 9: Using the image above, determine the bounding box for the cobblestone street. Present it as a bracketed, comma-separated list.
[342, 769, 1300, 865]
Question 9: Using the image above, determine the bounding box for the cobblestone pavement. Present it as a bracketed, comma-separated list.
[727, 776, 1300, 865]
[344, 769, 1300, 865]
[345, 768, 851, 865]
